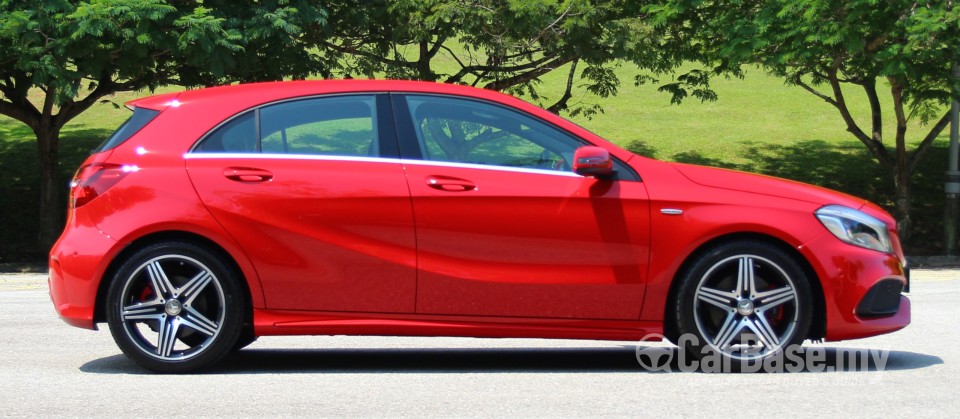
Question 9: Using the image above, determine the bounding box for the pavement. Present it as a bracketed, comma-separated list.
[1, 269, 957, 416]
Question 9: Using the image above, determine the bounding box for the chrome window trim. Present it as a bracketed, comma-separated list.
[183, 153, 584, 178]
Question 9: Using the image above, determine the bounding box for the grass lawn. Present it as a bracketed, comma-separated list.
[0, 67, 951, 261]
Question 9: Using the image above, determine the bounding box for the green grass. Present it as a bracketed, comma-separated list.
[0, 68, 951, 261]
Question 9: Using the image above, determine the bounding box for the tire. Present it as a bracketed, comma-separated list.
[105, 242, 245, 373]
[232, 328, 258, 352]
[673, 240, 812, 371]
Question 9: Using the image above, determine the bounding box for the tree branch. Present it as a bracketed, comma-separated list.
[887, 76, 908, 173]
[862, 79, 883, 145]
[909, 111, 951, 174]
[530, 1, 576, 44]
[826, 66, 893, 168]
[483, 56, 574, 91]
[322, 40, 419, 70]
[427, 34, 448, 60]
[547, 59, 579, 114]
[446, 54, 559, 85]
[794, 77, 838, 106]
[0, 99, 40, 130]
[57, 77, 119, 126]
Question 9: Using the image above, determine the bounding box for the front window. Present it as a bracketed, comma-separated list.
[401, 95, 581, 172]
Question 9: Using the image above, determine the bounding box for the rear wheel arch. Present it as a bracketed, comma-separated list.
[94, 231, 254, 334]
[663, 233, 826, 343]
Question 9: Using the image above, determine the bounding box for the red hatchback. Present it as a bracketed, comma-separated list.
[49, 80, 909, 372]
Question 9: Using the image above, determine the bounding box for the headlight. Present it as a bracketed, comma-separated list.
[815, 205, 893, 253]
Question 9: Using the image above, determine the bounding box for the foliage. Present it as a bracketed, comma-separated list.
[1, 55, 952, 260]
[315, 0, 700, 117]
[0, 0, 327, 251]
[646, 0, 960, 240]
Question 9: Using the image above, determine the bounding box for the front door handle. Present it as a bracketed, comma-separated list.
[426, 175, 476, 192]
[224, 167, 273, 183]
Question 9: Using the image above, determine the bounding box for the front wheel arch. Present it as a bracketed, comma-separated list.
[663, 233, 825, 343]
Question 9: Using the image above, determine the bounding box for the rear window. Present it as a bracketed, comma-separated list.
[94, 107, 161, 153]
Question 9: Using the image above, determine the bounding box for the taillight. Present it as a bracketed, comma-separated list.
[70, 163, 136, 208]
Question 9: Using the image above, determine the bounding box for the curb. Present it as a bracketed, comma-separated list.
[907, 256, 960, 268]
[0, 263, 46, 274]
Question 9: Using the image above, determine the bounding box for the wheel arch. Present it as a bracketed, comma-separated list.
[93, 231, 255, 333]
[662, 232, 826, 342]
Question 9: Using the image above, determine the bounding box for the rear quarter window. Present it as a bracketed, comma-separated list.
[94, 107, 161, 153]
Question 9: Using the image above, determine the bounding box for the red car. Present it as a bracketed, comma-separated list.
[49, 80, 909, 372]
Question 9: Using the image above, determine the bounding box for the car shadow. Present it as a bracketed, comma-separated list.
[79, 345, 942, 375]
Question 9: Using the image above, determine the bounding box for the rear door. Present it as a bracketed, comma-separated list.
[185, 94, 417, 313]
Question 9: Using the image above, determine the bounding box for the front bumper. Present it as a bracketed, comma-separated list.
[800, 233, 910, 341]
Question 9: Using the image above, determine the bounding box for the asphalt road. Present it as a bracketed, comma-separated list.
[1, 270, 957, 417]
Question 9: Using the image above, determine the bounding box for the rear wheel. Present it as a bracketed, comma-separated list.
[674, 241, 812, 371]
[105, 242, 245, 373]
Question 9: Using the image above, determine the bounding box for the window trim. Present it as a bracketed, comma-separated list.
[188, 93, 400, 159]
[182, 153, 583, 178]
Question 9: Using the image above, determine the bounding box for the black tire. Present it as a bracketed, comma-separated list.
[232, 328, 258, 352]
[105, 242, 245, 373]
[673, 240, 812, 371]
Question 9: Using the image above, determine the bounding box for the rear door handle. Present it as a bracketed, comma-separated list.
[224, 167, 273, 183]
[426, 175, 476, 192]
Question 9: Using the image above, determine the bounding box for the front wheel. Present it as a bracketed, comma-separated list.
[673, 241, 813, 370]
[105, 242, 245, 373]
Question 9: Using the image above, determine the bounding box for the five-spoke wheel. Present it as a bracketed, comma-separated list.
[106, 242, 244, 373]
[674, 241, 812, 368]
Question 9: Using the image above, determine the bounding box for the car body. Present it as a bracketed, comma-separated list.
[49, 80, 910, 372]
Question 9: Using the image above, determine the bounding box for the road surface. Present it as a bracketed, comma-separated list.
[1, 269, 956, 417]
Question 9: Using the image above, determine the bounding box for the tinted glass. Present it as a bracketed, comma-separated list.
[259, 96, 378, 157]
[94, 107, 161, 153]
[195, 111, 256, 153]
[402, 95, 581, 171]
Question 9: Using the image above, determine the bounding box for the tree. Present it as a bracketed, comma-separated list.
[647, 0, 960, 240]
[0, 0, 327, 251]
[315, 0, 696, 116]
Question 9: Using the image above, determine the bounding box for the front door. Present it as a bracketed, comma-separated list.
[394, 94, 650, 319]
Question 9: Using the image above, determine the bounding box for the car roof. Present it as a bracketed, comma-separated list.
[123, 79, 631, 163]
[127, 79, 524, 113]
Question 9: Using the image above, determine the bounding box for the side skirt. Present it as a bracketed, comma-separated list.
[254, 309, 662, 342]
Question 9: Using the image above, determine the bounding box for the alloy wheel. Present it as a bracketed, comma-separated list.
[116, 254, 226, 361]
[692, 254, 800, 361]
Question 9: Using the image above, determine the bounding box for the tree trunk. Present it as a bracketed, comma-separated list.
[417, 41, 434, 81]
[893, 166, 912, 242]
[35, 124, 65, 253]
[888, 76, 911, 242]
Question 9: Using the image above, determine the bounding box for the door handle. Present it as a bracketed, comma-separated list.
[223, 167, 273, 183]
[425, 175, 476, 192]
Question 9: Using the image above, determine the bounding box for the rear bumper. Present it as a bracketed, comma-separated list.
[48, 213, 118, 330]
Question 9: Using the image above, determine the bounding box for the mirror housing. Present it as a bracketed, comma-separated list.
[573, 146, 615, 178]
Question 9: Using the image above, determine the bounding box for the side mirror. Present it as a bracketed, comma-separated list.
[573, 146, 615, 178]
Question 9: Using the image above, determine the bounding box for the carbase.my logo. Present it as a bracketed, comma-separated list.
[634, 333, 675, 372]
[635, 333, 891, 373]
